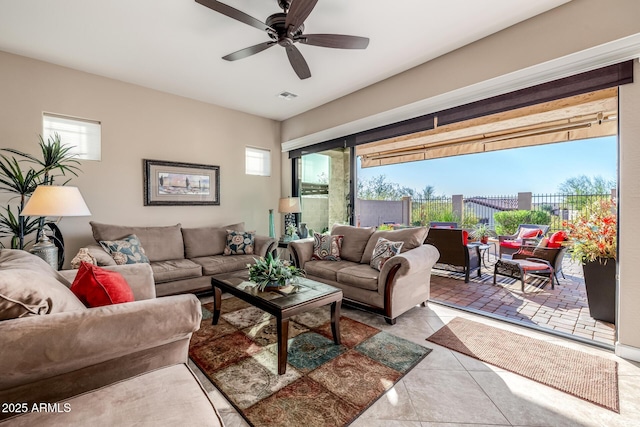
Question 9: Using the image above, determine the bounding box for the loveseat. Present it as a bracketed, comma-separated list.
[84, 221, 276, 297]
[289, 225, 440, 324]
[0, 249, 223, 426]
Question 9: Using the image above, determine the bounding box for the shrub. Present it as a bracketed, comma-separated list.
[493, 210, 550, 235]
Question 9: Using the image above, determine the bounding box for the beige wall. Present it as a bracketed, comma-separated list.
[0, 51, 281, 265]
[280, 0, 640, 357]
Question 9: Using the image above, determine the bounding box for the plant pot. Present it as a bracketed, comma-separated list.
[582, 258, 616, 324]
[480, 236, 489, 244]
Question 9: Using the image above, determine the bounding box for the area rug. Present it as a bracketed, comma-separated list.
[426, 317, 619, 412]
[189, 298, 432, 427]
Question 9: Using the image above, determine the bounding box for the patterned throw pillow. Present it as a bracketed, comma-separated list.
[224, 230, 255, 255]
[99, 234, 149, 265]
[370, 237, 404, 271]
[311, 232, 343, 261]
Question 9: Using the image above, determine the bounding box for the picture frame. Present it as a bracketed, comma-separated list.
[143, 159, 220, 206]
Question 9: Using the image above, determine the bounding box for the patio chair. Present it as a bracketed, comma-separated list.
[425, 228, 481, 283]
[498, 224, 550, 258]
[511, 243, 568, 286]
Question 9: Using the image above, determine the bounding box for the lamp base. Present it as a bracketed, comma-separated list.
[30, 234, 59, 270]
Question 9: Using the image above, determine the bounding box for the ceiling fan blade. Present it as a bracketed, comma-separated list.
[222, 42, 276, 61]
[297, 34, 370, 49]
[285, 0, 318, 36]
[195, 0, 274, 33]
[285, 45, 311, 79]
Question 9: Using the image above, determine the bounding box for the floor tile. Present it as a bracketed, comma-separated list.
[357, 381, 419, 422]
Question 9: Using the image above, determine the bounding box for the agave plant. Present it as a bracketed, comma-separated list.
[0, 134, 81, 249]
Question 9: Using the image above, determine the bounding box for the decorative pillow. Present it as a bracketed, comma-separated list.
[70, 262, 134, 308]
[312, 232, 343, 261]
[370, 237, 404, 271]
[548, 230, 567, 248]
[536, 237, 549, 248]
[223, 230, 255, 255]
[462, 230, 469, 245]
[99, 234, 149, 265]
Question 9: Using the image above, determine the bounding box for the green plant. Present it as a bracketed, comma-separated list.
[247, 252, 305, 291]
[0, 134, 80, 249]
[493, 210, 550, 235]
[470, 223, 494, 240]
[565, 198, 616, 262]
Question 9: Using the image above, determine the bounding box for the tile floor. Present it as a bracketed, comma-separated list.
[191, 296, 640, 427]
[430, 253, 616, 347]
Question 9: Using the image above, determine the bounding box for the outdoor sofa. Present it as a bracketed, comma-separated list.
[289, 224, 440, 324]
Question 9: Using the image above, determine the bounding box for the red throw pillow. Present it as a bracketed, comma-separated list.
[70, 262, 134, 307]
[548, 230, 567, 248]
[521, 229, 542, 239]
[462, 230, 469, 245]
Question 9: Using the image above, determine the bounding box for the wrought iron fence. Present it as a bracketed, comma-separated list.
[530, 193, 612, 233]
[411, 196, 454, 226]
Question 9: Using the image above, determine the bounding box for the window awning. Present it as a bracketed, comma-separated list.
[357, 88, 617, 168]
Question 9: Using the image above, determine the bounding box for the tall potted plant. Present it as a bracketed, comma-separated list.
[0, 134, 80, 251]
[565, 198, 617, 324]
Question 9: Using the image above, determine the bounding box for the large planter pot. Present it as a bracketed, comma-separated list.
[582, 258, 616, 324]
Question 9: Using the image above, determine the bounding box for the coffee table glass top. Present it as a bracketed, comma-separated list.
[211, 273, 341, 310]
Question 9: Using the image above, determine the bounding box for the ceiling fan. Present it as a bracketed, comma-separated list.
[195, 0, 370, 80]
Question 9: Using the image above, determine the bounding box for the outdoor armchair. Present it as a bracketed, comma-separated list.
[425, 228, 480, 282]
[498, 224, 550, 258]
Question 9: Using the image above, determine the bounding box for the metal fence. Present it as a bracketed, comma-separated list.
[409, 192, 613, 233]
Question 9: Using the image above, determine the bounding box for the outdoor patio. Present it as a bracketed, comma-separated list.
[429, 250, 616, 347]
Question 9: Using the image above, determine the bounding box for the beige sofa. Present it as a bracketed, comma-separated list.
[289, 225, 440, 324]
[86, 221, 276, 297]
[0, 249, 222, 426]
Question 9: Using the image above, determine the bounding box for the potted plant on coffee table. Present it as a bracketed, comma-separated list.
[248, 252, 305, 291]
[565, 198, 617, 324]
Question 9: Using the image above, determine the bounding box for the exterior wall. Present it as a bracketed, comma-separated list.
[0, 51, 281, 267]
[356, 199, 404, 227]
[300, 196, 329, 234]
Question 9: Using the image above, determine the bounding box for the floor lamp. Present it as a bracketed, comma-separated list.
[20, 185, 92, 270]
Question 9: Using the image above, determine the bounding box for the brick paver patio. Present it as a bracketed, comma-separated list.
[429, 251, 616, 347]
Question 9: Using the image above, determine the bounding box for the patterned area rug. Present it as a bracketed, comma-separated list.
[189, 298, 432, 427]
[427, 317, 619, 412]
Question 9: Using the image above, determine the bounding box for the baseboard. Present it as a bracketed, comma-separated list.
[615, 342, 640, 362]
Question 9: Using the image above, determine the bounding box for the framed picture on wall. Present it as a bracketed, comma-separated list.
[143, 159, 220, 206]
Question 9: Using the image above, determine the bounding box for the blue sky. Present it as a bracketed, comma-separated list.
[357, 136, 617, 196]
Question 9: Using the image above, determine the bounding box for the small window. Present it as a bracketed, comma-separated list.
[43, 113, 101, 161]
[245, 146, 271, 176]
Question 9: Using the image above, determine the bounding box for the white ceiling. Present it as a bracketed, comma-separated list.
[0, 0, 569, 121]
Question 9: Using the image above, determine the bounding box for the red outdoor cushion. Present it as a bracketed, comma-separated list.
[70, 262, 134, 308]
[462, 230, 469, 245]
[520, 229, 542, 239]
[500, 240, 522, 249]
[547, 230, 567, 248]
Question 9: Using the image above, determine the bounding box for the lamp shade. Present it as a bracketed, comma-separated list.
[20, 186, 91, 217]
[278, 197, 301, 214]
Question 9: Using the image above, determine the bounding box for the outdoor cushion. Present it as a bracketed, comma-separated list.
[336, 264, 379, 291]
[151, 259, 203, 284]
[500, 240, 522, 249]
[462, 230, 469, 245]
[91, 222, 185, 262]
[361, 226, 428, 264]
[548, 230, 567, 248]
[518, 228, 542, 239]
[304, 260, 356, 282]
[331, 225, 375, 263]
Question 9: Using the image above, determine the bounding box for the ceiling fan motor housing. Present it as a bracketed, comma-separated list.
[266, 13, 304, 43]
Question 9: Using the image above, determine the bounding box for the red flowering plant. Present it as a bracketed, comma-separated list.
[564, 198, 617, 263]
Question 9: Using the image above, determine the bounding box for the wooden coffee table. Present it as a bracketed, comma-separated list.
[210, 272, 343, 375]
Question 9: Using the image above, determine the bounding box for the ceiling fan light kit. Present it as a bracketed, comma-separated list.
[196, 0, 370, 80]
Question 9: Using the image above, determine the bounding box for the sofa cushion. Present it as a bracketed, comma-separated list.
[191, 254, 257, 276]
[370, 237, 403, 271]
[336, 264, 379, 291]
[331, 225, 375, 263]
[99, 234, 150, 265]
[70, 262, 135, 307]
[361, 227, 428, 264]
[547, 230, 567, 248]
[312, 233, 343, 261]
[304, 260, 357, 282]
[90, 222, 184, 262]
[150, 259, 203, 284]
[0, 249, 86, 320]
[182, 222, 245, 258]
[223, 230, 255, 255]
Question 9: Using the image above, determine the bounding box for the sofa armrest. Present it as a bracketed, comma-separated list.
[0, 294, 201, 391]
[59, 263, 156, 301]
[378, 244, 440, 290]
[289, 240, 314, 269]
[254, 235, 277, 257]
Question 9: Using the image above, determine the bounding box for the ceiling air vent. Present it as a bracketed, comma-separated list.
[277, 91, 298, 101]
